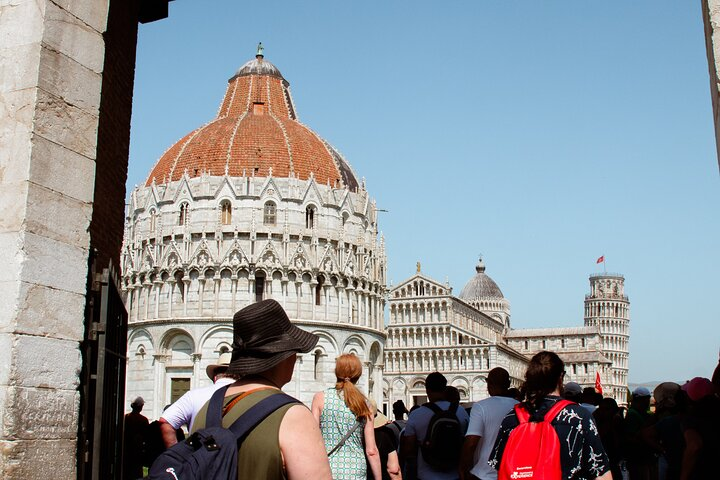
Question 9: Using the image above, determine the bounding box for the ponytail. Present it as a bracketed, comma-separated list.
[334, 354, 371, 418]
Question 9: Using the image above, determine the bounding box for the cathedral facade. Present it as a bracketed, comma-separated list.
[122, 51, 387, 419]
[383, 261, 630, 409]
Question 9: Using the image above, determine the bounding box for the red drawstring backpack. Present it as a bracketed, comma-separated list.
[498, 400, 572, 480]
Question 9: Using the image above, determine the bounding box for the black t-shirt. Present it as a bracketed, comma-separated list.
[370, 425, 399, 480]
[489, 396, 611, 480]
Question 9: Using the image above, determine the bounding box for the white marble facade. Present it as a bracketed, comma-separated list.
[384, 261, 630, 408]
[123, 170, 387, 418]
[383, 265, 528, 409]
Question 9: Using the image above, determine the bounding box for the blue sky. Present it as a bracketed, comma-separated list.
[128, 1, 720, 383]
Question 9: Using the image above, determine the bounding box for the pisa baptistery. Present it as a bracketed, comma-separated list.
[122, 48, 387, 418]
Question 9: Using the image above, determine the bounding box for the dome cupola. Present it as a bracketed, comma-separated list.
[459, 257, 510, 328]
[145, 46, 359, 191]
[459, 258, 505, 301]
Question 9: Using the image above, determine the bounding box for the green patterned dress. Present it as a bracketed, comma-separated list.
[320, 387, 367, 480]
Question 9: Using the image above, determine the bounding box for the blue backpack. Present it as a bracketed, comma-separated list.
[147, 386, 298, 480]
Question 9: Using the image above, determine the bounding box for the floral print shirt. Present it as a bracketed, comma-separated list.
[489, 396, 611, 480]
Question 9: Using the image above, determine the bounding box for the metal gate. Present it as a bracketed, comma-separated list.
[78, 259, 128, 480]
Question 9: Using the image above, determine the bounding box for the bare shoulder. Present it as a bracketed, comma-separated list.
[282, 403, 316, 427]
[279, 404, 332, 479]
[310, 391, 325, 417]
[311, 390, 325, 405]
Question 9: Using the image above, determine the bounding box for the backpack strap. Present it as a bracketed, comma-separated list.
[514, 403, 531, 424]
[422, 402, 442, 414]
[514, 399, 573, 425]
[543, 399, 573, 422]
[205, 386, 299, 442]
[206, 385, 231, 429]
[327, 417, 365, 457]
[226, 392, 299, 442]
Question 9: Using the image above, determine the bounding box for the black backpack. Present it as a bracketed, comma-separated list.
[147, 386, 298, 480]
[419, 402, 463, 471]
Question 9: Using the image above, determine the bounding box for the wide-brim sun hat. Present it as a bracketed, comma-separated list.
[369, 399, 390, 428]
[206, 351, 232, 380]
[226, 299, 319, 377]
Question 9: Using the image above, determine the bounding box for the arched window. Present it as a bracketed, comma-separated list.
[561, 338, 565, 348]
[254, 273, 265, 302]
[220, 200, 232, 225]
[263, 201, 276, 225]
[305, 205, 315, 229]
[178, 202, 189, 226]
[342, 212, 349, 226]
[314, 349, 323, 380]
[315, 276, 324, 306]
[148, 209, 157, 232]
[524, 340, 529, 350]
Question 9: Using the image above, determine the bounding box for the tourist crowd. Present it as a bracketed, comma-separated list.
[123, 300, 720, 480]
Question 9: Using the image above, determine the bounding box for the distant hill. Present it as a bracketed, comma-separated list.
[628, 380, 687, 393]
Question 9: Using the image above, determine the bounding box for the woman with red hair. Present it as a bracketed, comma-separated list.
[312, 353, 382, 480]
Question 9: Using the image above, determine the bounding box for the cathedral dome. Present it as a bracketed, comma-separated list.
[232, 56, 285, 80]
[459, 258, 505, 301]
[145, 53, 359, 191]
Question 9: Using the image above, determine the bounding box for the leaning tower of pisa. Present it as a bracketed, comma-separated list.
[584, 273, 630, 402]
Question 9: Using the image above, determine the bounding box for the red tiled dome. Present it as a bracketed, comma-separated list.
[145, 54, 359, 190]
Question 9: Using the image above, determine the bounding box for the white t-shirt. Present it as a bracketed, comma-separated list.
[466, 396, 518, 480]
[404, 401, 469, 480]
[161, 378, 235, 431]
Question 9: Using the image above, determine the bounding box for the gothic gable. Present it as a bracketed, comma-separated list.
[392, 272, 450, 299]
[299, 176, 326, 207]
[220, 239, 249, 268]
[256, 240, 283, 269]
[289, 242, 312, 272]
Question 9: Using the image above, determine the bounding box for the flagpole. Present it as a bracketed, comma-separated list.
[604, 257, 607, 274]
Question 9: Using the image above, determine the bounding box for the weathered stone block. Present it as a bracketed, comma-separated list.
[0, 234, 23, 284]
[0, 125, 32, 184]
[38, 44, 102, 111]
[25, 182, 92, 249]
[0, 181, 27, 234]
[10, 335, 80, 390]
[10, 281, 85, 340]
[0, 43, 41, 93]
[0, 87, 37, 136]
[3, 385, 79, 439]
[17, 231, 90, 294]
[50, 0, 110, 33]
[0, 282, 20, 333]
[0, 0, 45, 49]
[33, 88, 99, 160]
[0, 333, 12, 386]
[42, 0, 105, 74]
[0, 439, 76, 478]
[26, 134, 96, 202]
[0, 385, 7, 438]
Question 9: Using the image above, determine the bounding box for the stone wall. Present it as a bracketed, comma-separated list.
[703, 0, 720, 171]
[0, 1, 111, 477]
[93, 0, 138, 271]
